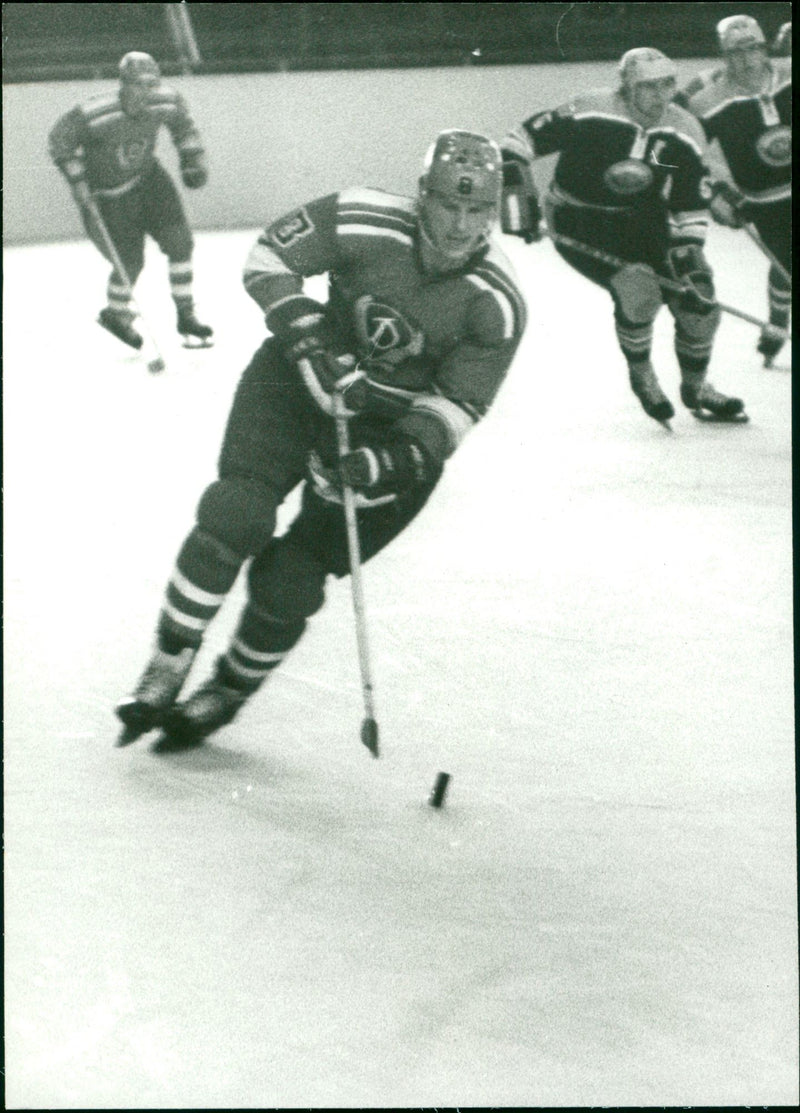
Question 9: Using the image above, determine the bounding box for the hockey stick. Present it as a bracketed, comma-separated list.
[742, 223, 792, 288]
[84, 196, 166, 373]
[543, 229, 791, 338]
[332, 389, 380, 758]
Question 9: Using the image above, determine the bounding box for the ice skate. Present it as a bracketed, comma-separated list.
[757, 324, 787, 369]
[115, 646, 197, 746]
[680, 380, 748, 423]
[152, 664, 250, 752]
[177, 306, 214, 348]
[629, 363, 675, 427]
[98, 307, 143, 351]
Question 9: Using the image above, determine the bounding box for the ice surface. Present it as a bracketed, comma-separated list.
[3, 225, 796, 1108]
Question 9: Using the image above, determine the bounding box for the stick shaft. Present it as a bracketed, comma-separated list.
[742, 223, 792, 287]
[544, 229, 786, 335]
[332, 394, 377, 723]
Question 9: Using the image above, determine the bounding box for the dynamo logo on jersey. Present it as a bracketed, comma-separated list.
[354, 296, 424, 370]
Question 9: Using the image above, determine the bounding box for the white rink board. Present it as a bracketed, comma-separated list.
[3, 221, 796, 1108]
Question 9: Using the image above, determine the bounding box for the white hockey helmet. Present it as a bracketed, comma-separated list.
[716, 15, 766, 52]
[119, 51, 161, 85]
[419, 130, 503, 208]
[619, 47, 677, 88]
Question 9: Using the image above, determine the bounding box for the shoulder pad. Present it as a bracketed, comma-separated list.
[79, 91, 121, 119]
[663, 103, 707, 150]
[567, 88, 616, 116]
[337, 187, 415, 215]
[771, 56, 792, 88]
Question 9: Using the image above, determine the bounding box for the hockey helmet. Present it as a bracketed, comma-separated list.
[420, 130, 502, 208]
[119, 51, 161, 85]
[716, 15, 766, 52]
[618, 47, 677, 88]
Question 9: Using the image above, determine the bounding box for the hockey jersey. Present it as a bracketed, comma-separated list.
[504, 89, 712, 244]
[683, 58, 791, 203]
[48, 87, 204, 195]
[243, 189, 527, 465]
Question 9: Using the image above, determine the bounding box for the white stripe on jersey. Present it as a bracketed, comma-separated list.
[338, 187, 416, 216]
[337, 224, 414, 246]
[408, 395, 475, 453]
[465, 273, 516, 339]
[243, 240, 294, 282]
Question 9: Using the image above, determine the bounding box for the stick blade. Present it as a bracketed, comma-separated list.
[361, 717, 380, 757]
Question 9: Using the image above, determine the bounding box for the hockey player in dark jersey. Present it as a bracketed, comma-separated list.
[676, 16, 791, 367]
[48, 51, 212, 351]
[501, 47, 745, 426]
[114, 130, 527, 750]
[772, 21, 791, 57]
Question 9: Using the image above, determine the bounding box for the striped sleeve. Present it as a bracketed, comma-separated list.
[47, 107, 87, 182]
[243, 193, 341, 315]
[336, 187, 417, 246]
[397, 246, 527, 462]
[156, 89, 205, 157]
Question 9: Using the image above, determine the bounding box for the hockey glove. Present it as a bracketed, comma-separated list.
[667, 244, 716, 316]
[708, 181, 745, 229]
[500, 153, 543, 243]
[308, 434, 435, 508]
[273, 296, 368, 416]
[180, 151, 208, 189]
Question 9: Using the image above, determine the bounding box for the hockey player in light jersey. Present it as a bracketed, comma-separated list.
[501, 47, 746, 426]
[48, 51, 213, 351]
[115, 130, 527, 750]
[676, 16, 791, 367]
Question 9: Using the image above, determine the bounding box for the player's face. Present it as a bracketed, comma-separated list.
[120, 80, 159, 116]
[725, 44, 769, 87]
[420, 192, 496, 259]
[628, 77, 677, 125]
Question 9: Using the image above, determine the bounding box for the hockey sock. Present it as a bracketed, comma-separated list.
[218, 603, 307, 692]
[169, 261, 194, 312]
[156, 527, 244, 651]
[107, 271, 134, 319]
[615, 316, 654, 365]
[674, 331, 711, 381]
[767, 266, 791, 330]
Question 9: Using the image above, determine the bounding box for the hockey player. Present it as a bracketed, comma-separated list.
[115, 130, 527, 751]
[772, 21, 791, 57]
[676, 16, 791, 367]
[48, 51, 213, 351]
[501, 47, 746, 426]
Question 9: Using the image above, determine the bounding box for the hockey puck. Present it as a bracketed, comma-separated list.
[429, 771, 450, 808]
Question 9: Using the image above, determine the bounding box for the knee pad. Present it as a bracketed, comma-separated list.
[196, 478, 279, 558]
[610, 264, 663, 323]
[248, 539, 326, 623]
[160, 222, 194, 261]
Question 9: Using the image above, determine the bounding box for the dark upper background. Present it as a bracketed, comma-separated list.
[2, 2, 793, 83]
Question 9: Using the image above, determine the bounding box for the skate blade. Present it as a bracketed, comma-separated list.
[181, 337, 214, 350]
[116, 725, 146, 747]
[691, 410, 749, 424]
[151, 731, 206, 754]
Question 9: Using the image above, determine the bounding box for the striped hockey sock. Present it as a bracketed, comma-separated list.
[169, 260, 194, 313]
[218, 603, 306, 692]
[157, 528, 244, 652]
